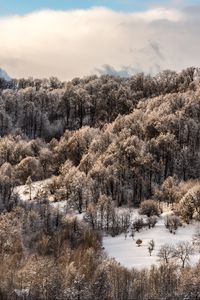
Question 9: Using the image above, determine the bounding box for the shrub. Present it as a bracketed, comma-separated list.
[132, 218, 145, 232]
[165, 215, 182, 234]
[139, 200, 160, 217]
[136, 239, 143, 247]
[147, 216, 158, 229]
[148, 239, 155, 256]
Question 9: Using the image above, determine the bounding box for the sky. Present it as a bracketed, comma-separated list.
[0, 0, 200, 15]
[0, 0, 148, 15]
[0, 0, 200, 79]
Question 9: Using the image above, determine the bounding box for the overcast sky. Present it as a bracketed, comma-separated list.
[0, 0, 200, 79]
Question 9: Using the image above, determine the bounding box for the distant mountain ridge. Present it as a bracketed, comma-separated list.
[0, 68, 11, 81]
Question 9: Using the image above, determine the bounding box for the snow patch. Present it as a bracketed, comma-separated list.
[103, 213, 200, 270]
[14, 178, 52, 201]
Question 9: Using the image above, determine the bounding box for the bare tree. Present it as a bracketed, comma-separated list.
[157, 244, 174, 264]
[132, 218, 144, 232]
[147, 216, 157, 229]
[165, 215, 181, 234]
[173, 242, 194, 268]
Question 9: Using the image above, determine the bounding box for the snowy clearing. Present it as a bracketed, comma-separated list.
[103, 213, 200, 270]
[14, 179, 83, 218]
[14, 181, 200, 270]
[14, 179, 51, 201]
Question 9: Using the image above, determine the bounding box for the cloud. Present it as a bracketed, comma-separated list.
[0, 6, 199, 80]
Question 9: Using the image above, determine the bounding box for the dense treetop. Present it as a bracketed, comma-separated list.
[0, 68, 200, 210]
[0, 67, 198, 140]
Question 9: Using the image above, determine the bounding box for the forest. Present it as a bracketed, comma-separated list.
[0, 67, 200, 299]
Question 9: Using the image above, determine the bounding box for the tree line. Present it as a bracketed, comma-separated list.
[0, 67, 198, 140]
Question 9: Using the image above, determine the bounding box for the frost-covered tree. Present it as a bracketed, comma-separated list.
[148, 239, 155, 256]
[173, 242, 194, 268]
[139, 200, 160, 217]
[158, 244, 174, 264]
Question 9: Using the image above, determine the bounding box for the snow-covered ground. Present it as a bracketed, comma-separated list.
[14, 180, 200, 270]
[14, 179, 51, 201]
[103, 213, 200, 270]
[14, 179, 84, 219]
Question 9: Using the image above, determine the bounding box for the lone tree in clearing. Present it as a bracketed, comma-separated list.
[132, 218, 144, 232]
[139, 200, 160, 217]
[148, 239, 155, 256]
[136, 239, 142, 247]
[147, 216, 157, 229]
[165, 215, 182, 234]
[158, 244, 174, 264]
[173, 241, 194, 268]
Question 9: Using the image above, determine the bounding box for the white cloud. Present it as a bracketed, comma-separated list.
[0, 6, 199, 80]
[131, 7, 182, 22]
